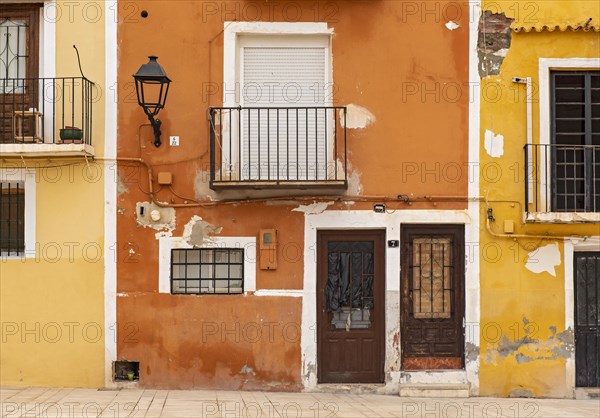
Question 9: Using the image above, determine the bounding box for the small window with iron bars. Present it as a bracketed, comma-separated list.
[171, 248, 244, 295]
[0, 182, 24, 256]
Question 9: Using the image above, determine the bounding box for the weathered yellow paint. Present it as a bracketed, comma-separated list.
[0, 1, 107, 387]
[489, 0, 600, 29]
[480, 1, 600, 398]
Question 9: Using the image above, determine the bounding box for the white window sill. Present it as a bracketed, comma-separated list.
[526, 212, 600, 223]
[0, 143, 94, 157]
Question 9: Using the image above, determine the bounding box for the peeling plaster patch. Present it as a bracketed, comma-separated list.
[292, 201, 334, 215]
[486, 326, 575, 365]
[515, 353, 534, 364]
[193, 170, 217, 202]
[493, 48, 509, 57]
[265, 200, 299, 206]
[339, 104, 375, 129]
[346, 168, 363, 196]
[136, 202, 176, 235]
[510, 389, 533, 398]
[387, 329, 401, 369]
[525, 243, 561, 277]
[556, 328, 574, 345]
[155, 230, 173, 239]
[116, 175, 128, 194]
[445, 21, 460, 31]
[496, 335, 538, 359]
[182, 215, 223, 247]
[303, 362, 316, 382]
[239, 364, 256, 376]
[117, 207, 125, 215]
[465, 342, 479, 363]
[477, 11, 514, 77]
[484, 130, 504, 158]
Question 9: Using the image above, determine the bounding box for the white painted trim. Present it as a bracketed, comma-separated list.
[254, 289, 303, 297]
[223, 22, 331, 108]
[103, 0, 118, 387]
[158, 236, 257, 294]
[538, 58, 600, 212]
[563, 236, 600, 397]
[0, 169, 36, 259]
[41, 2, 56, 140]
[301, 210, 473, 391]
[222, 22, 333, 180]
[41, 1, 56, 79]
[466, 0, 481, 396]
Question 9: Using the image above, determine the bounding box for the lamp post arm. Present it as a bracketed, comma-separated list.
[145, 111, 162, 148]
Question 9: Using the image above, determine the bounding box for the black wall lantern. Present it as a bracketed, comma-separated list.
[133, 56, 171, 147]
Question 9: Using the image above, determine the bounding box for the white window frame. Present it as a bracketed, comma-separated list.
[158, 236, 256, 294]
[0, 168, 36, 258]
[536, 58, 600, 220]
[221, 22, 333, 181]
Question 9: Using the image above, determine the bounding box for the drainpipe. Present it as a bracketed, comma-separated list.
[513, 77, 533, 207]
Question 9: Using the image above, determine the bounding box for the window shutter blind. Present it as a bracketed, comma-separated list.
[241, 46, 329, 181]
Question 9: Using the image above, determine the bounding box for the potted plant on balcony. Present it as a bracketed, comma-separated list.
[60, 126, 83, 144]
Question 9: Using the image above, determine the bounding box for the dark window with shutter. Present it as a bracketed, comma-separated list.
[551, 71, 600, 212]
[0, 182, 25, 255]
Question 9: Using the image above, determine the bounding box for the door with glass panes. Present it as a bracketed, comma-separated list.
[317, 230, 385, 383]
[1, 4, 39, 143]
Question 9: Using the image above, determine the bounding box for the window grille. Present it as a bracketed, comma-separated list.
[0, 182, 24, 255]
[171, 248, 244, 294]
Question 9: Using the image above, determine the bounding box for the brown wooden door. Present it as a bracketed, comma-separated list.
[317, 230, 385, 383]
[401, 225, 465, 370]
[1, 4, 40, 143]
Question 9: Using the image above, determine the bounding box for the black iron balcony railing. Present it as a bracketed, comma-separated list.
[209, 106, 347, 189]
[0, 77, 93, 145]
[525, 144, 600, 213]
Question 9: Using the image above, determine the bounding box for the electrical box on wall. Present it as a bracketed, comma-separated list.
[259, 229, 277, 270]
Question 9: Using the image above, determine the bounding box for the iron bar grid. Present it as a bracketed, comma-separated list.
[0, 77, 93, 145]
[170, 248, 244, 295]
[209, 106, 347, 189]
[525, 143, 600, 213]
[0, 182, 24, 256]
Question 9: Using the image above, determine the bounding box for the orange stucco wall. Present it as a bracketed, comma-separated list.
[117, 0, 470, 388]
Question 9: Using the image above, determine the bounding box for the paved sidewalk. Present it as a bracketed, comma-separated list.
[1, 386, 599, 417]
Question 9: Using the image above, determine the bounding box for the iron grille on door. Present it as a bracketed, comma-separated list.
[574, 252, 600, 388]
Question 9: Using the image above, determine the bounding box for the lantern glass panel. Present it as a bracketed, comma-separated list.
[140, 81, 166, 113]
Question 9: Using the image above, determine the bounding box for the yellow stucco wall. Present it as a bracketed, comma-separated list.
[479, 1, 600, 397]
[0, 1, 107, 387]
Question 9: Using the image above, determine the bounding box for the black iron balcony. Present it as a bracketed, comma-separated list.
[0, 77, 93, 146]
[209, 106, 347, 189]
[525, 144, 600, 214]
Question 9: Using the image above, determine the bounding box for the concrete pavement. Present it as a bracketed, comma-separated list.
[1, 386, 599, 417]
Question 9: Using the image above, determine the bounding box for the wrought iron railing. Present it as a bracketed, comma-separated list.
[209, 106, 347, 189]
[525, 144, 600, 213]
[0, 77, 93, 145]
